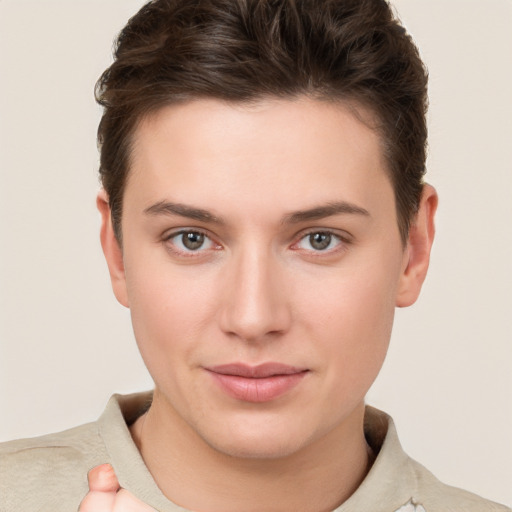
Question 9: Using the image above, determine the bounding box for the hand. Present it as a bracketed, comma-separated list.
[79, 464, 157, 512]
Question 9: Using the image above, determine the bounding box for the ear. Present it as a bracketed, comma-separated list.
[97, 190, 129, 308]
[396, 184, 438, 308]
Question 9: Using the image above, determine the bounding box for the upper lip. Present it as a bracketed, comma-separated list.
[207, 363, 308, 378]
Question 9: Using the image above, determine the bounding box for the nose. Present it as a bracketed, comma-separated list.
[218, 245, 292, 343]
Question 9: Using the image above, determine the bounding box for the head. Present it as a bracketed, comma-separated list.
[96, 0, 428, 246]
[96, 0, 437, 460]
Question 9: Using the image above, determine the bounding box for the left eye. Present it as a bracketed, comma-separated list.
[296, 231, 341, 252]
[167, 230, 216, 252]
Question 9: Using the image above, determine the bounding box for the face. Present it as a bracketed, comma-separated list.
[100, 97, 435, 459]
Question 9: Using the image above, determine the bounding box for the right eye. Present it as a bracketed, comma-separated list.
[164, 229, 220, 256]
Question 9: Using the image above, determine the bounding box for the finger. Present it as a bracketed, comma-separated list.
[114, 489, 158, 512]
[87, 463, 120, 493]
[78, 490, 116, 512]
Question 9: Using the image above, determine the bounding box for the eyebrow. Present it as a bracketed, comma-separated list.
[282, 201, 370, 224]
[144, 201, 225, 224]
[144, 199, 370, 225]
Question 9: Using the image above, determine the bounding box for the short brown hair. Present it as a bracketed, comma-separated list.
[96, 0, 428, 243]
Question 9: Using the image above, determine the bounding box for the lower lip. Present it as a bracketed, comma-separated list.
[208, 371, 308, 403]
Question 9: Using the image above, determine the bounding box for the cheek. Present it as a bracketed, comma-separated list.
[298, 261, 399, 389]
[123, 256, 216, 371]
[300, 259, 398, 333]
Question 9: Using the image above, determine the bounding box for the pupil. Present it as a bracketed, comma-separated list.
[310, 232, 331, 250]
[183, 231, 204, 250]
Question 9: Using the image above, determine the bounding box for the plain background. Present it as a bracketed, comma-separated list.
[0, 0, 511, 507]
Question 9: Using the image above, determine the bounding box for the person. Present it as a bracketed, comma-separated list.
[0, 1, 510, 511]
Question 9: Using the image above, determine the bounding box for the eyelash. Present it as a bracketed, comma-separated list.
[162, 228, 351, 258]
[290, 229, 350, 256]
[163, 229, 221, 257]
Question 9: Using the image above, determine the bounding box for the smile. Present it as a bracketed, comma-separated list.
[206, 363, 309, 403]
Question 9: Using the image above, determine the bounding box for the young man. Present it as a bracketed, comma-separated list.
[0, 1, 509, 511]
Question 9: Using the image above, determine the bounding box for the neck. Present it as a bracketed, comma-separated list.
[130, 391, 373, 512]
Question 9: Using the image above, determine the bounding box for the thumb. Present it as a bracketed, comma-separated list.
[87, 463, 120, 493]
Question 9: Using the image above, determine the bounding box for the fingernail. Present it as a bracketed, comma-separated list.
[96, 463, 114, 478]
[100, 463, 114, 473]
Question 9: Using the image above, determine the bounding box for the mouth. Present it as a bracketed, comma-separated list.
[205, 363, 309, 403]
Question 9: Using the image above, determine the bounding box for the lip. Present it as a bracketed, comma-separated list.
[206, 363, 309, 403]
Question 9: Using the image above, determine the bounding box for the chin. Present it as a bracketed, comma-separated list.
[207, 434, 306, 460]
[196, 415, 317, 460]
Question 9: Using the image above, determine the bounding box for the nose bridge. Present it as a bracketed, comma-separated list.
[219, 241, 290, 341]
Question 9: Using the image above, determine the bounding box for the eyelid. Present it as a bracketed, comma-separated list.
[162, 226, 209, 241]
[162, 227, 222, 256]
[290, 228, 353, 254]
[296, 227, 353, 242]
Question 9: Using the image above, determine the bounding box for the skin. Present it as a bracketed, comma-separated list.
[79, 465, 153, 512]
[88, 97, 437, 512]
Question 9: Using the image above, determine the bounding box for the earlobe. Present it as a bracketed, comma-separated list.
[396, 184, 438, 308]
[97, 190, 129, 308]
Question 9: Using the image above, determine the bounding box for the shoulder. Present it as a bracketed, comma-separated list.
[0, 422, 110, 512]
[359, 406, 511, 512]
[404, 456, 511, 512]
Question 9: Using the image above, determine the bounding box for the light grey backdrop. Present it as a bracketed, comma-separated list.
[1, 0, 511, 506]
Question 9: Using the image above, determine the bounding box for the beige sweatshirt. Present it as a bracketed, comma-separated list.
[0, 392, 509, 512]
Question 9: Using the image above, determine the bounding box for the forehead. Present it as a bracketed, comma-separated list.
[125, 97, 393, 224]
